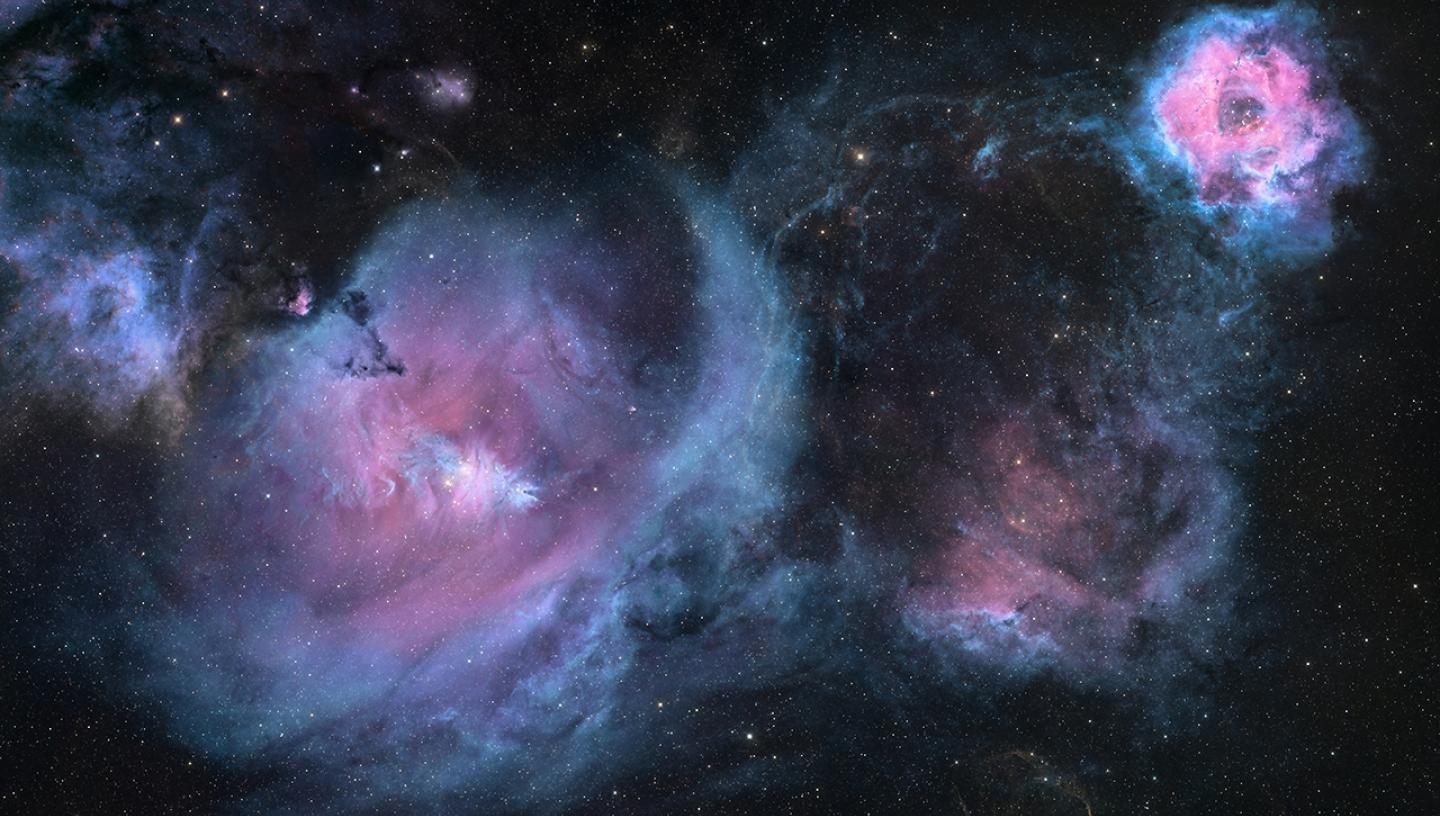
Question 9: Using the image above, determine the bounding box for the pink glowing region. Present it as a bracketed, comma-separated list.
[907, 409, 1230, 670]
[1156, 34, 1339, 207]
[188, 258, 654, 658]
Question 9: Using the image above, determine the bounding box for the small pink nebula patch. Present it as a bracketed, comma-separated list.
[283, 281, 313, 316]
[1150, 9, 1361, 211]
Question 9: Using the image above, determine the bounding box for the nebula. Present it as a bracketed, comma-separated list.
[1132, 4, 1367, 258]
[4, 2, 1408, 813]
[889, 3, 1369, 681]
[122, 184, 807, 809]
[905, 397, 1236, 676]
[184, 245, 642, 652]
[1, 223, 184, 421]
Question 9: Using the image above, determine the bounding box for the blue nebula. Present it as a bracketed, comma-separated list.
[119, 181, 808, 812]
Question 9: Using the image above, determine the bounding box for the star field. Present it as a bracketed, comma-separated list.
[2, 2, 1437, 815]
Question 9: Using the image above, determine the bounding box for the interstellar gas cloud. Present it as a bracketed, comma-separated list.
[3, 2, 1435, 814]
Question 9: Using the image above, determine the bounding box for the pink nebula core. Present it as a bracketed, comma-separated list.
[1155, 34, 1335, 206]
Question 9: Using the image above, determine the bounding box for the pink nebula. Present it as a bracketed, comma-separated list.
[183, 243, 658, 657]
[906, 405, 1232, 672]
[282, 281, 313, 315]
[1154, 27, 1348, 208]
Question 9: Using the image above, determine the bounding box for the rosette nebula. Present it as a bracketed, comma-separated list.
[1137, 5, 1368, 256]
[5, 2, 1430, 815]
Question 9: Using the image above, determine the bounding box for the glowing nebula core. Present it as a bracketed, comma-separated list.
[148, 200, 683, 766]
